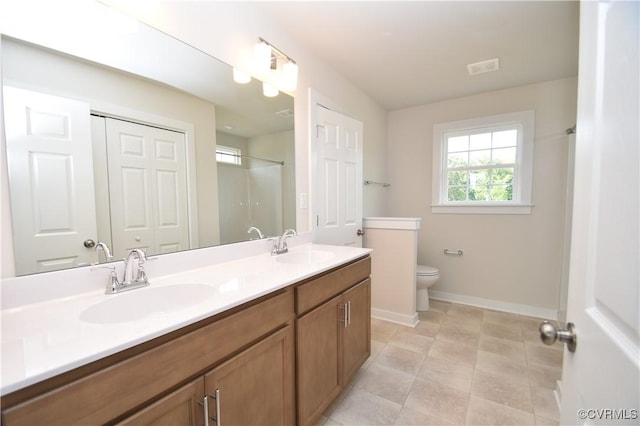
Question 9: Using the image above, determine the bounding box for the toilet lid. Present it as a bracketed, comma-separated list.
[417, 265, 439, 276]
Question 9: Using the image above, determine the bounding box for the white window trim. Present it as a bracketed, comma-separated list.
[216, 145, 242, 166]
[431, 110, 535, 214]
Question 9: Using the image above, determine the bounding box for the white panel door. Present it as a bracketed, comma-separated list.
[3, 86, 97, 275]
[315, 106, 363, 247]
[105, 118, 189, 259]
[559, 1, 639, 424]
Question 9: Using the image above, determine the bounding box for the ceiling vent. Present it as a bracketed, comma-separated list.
[276, 109, 294, 118]
[467, 58, 500, 76]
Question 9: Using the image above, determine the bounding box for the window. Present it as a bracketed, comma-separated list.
[432, 110, 534, 214]
[216, 146, 242, 166]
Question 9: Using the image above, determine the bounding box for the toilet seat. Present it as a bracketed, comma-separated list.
[417, 265, 439, 276]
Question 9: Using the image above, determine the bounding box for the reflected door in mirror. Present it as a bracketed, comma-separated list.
[3, 86, 99, 275]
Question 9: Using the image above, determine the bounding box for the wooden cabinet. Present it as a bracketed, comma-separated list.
[116, 379, 204, 426]
[296, 258, 371, 425]
[118, 326, 295, 426]
[1, 290, 294, 426]
[1, 255, 371, 426]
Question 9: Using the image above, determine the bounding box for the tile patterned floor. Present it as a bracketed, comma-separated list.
[318, 300, 563, 425]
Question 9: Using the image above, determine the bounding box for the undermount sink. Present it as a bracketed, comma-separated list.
[275, 249, 336, 265]
[80, 283, 215, 324]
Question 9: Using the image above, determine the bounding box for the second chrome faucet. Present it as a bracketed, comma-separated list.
[94, 248, 152, 294]
[272, 229, 297, 255]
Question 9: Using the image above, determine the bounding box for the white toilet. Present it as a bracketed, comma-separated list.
[416, 265, 440, 311]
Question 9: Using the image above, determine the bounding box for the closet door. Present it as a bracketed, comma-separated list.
[105, 118, 189, 258]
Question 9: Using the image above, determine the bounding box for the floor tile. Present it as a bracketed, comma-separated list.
[404, 377, 470, 424]
[471, 368, 534, 412]
[429, 339, 477, 367]
[418, 309, 447, 324]
[418, 355, 474, 392]
[525, 342, 564, 368]
[478, 334, 527, 365]
[394, 405, 454, 425]
[466, 396, 536, 425]
[373, 343, 426, 376]
[371, 318, 401, 343]
[427, 299, 451, 313]
[353, 363, 415, 404]
[527, 362, 562, 390]
[388, 330, 434, 353]
[329, 388, 402, 425]
[481, 321, 523, 341]
[531, 386, 560, 421]
[475, 350, 529, 384]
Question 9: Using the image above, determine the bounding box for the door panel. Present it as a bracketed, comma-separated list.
[316, 107, 363, 247]
[3, 86, 97, 274]
[560, 1, 639, 423]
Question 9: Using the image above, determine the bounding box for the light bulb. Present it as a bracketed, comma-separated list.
[263, 82, 279, 97]
[253, 41, 272, 77]
[280, 60, 298, 92]
[232, 67, 251, 84]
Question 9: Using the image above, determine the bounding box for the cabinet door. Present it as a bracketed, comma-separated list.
[116, 379, 204, 426]
[296, 295, 343, 425]
[204, 326, 295, 426]
[342, 279, 371, 385]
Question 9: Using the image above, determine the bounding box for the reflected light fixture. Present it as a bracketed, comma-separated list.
[233, 38, 298, 96]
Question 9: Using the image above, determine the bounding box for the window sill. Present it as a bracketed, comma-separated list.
[431, 204, 533, 215]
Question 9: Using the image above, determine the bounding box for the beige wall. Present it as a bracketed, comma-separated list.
[386, 77, 578, 315]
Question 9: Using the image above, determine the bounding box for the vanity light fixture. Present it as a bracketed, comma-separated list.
[234, 38, 298, 95]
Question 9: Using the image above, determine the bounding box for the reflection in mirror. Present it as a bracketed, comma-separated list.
[1, 20, 295, 277]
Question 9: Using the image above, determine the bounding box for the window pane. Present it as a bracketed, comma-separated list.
[447, 135, 469, 153]
[490, 184, 513, 201]
[492, 147, 516, 164]
[447, 170, 468, 185]
[469, 133, 491, 150]
[447, 152, 468, 168]
[491, 168, 514, 185]
[469, 185, 489, 201]
[448, 186, 467, 201]
[469, 149, 491, 166]
[470, 169, 489, 186]
[493, 129, 517, 148]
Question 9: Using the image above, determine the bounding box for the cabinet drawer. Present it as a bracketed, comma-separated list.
[296, 256, 370, 315]
[2, 289, 294, 426]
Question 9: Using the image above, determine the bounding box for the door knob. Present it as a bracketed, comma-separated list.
[83, 239, 96, 248]
[539, 320, 577, 352]
[357, 229, 364, 236]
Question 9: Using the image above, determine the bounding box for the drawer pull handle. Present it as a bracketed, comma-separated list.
[339, 304, 348, 328]
[208, 389, 221, 425]
[347, 301, 352, 326]
[202, 395, 210, 426]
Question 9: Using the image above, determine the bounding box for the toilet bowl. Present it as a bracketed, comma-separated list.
[416, 265, 440, 311]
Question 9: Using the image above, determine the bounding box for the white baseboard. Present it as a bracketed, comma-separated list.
[429, 290, 558, 320]
[371, 307, 419, 328]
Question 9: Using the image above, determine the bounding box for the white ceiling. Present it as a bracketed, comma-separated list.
[254, 1, 580, 110]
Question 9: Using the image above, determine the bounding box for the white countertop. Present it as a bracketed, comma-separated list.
[0, 243, 371, 395]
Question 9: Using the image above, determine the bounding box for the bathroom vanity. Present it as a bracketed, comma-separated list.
[0, 244, 371, 426]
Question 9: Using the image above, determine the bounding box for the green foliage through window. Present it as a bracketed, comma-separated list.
[445, 129, 517, 202]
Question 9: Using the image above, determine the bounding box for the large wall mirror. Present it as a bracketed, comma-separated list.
[1, 7, 295, 277]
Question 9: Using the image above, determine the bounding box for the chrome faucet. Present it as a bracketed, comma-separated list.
[122, 248, 149, 287]
[94, 241, 113, 263]
[92, 248, 151, 294]
[247, 226, 265, 239]
[272, 229, 297, 255]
